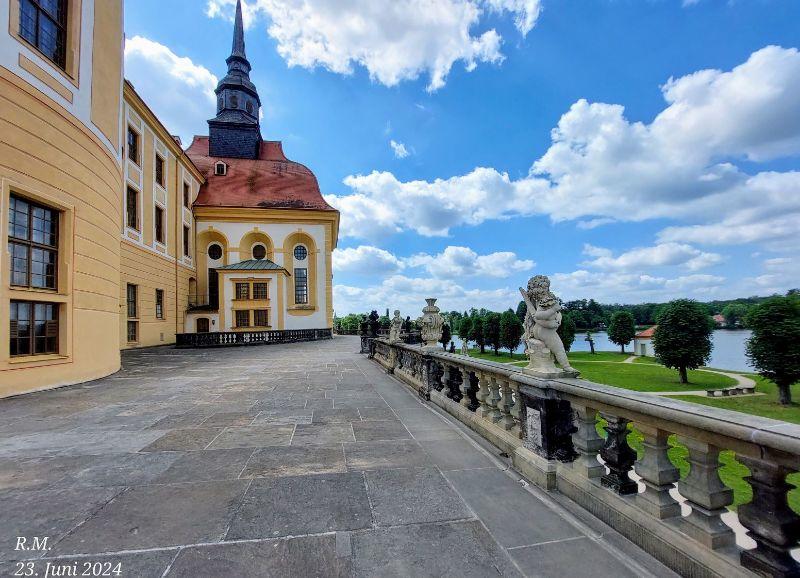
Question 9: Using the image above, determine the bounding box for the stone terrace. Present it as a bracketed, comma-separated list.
[0, 337, 676, 577]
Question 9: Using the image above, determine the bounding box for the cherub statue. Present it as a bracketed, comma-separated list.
[388, 309, 403, 342]
[519, 275, 578, 375]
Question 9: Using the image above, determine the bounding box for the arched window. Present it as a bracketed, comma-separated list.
[246, 101, 254, 114]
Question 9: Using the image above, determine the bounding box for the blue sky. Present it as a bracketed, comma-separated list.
[124, 0, 800, 315]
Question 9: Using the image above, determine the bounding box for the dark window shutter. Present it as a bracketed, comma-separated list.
[45, 320, 58, 337]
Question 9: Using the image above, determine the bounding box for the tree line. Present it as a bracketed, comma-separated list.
[557, 293, 796, 330]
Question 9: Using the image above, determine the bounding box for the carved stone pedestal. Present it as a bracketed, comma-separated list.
[519, 386, 577, 462]
[523, 339, 579, 379]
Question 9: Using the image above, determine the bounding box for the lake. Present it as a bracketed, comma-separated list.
[572, 330, 753, 372]
[457, 329, 754, 372]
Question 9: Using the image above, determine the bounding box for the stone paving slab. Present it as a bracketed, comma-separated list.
[0, 336, 677, 577]
[351, 520, 522, 578]
[241, 445, 347, 478]
[226, 472, 372, 539]
[168, 534, 351, 578]
[52, 481, 249, 555]
[365, 467, 472, 526]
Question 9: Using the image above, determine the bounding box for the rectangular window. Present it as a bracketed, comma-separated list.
[126, 187, 139, 230]
[235, 282, 249, 300]
[126, 283, 137, 319]
[155, 289, 164, 319]
[10, 300, 58, 356]
[235, 310, 250, 328]
[254, 309, 269, 327]
[253, 282, 268, 300]
[8, 194, 58, 290]
[155, 154, 165, 187]
[294, 268, 308, 304]
[19, 0, 68, 70]
[127, 320, 138, 343]
[154, 206, 165, 244]
[183, 225, 190, 257]
[183, 182, 190, 208]
[127, 126, 139, 165]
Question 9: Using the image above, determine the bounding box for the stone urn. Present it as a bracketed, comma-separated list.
[419, 298, 444, 350]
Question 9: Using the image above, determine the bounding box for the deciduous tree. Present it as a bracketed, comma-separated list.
[745, 296, 800, 405]
[469, 316, 486, 354]
[653, 300, 714, 384]
[608, 311, 636, 353]
[459, 316, 473, 347]
[500, 310, 524, 358]
[485, 312, 502, 355]
[557, 311, 577, 352]
[439, 323, 452, 350]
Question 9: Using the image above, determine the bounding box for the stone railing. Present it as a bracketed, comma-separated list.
[368, 338, 800, 578]
[176, 328, 332, 348]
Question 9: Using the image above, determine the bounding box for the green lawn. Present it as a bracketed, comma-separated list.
[671, 375, 800, 425]
[466, 348, 521, 363]
[571, 360, 736, 392]
[466, 348, 629, 364]
[568, 351, 631, 362]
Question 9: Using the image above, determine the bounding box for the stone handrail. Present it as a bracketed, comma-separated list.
[367, 337, 800, 578]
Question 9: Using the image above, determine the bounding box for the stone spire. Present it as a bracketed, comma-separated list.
[208, 0, 263, 159]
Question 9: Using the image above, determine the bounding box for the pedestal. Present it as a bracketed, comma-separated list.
[523, 339, 579, 379]
[519, 386, 577, 462]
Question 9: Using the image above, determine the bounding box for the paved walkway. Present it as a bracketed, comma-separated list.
[0, 337, 675, 577]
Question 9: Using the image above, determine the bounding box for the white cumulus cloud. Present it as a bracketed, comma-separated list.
[406, 246, 534, 279]
[333, 246, 404, 275]
[581, 243, 723, 272]
[124, 36, 218, 145]
[326, 45, 800, 251]
[205, 0, 542, 91]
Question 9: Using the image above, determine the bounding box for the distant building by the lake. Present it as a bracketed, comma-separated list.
[634, 326, 656, 357]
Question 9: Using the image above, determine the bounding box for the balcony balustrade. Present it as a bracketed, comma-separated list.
[365, 336, 800, 578]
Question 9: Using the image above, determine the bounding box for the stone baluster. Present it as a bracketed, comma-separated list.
[676, 437, 734, 550]
[599, 413, 638, 495]
[466, 372, 480, 412]
[475, 371, 490, 417]
[496, 378, 515, 431]
[431, 362, 445, 393]
[441, 364, 452, 398]
[459, 369, 472, 409]
[570, 404, 604, 479]
[449, 366, 463, 403]
[508, 382, 523, 438]
[737, 451, 800, 576]
[486, 375, 502, 423]
[634, 424, 680, 519]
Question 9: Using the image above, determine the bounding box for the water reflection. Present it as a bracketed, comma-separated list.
[458, 329, 754, 372]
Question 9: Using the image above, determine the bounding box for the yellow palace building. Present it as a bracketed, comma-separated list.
[0, 0, 339, 398]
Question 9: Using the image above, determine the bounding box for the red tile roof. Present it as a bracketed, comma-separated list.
[635, 326, 657, 339]
[186, 136, 338, 212]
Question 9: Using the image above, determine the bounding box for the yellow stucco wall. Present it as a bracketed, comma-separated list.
[90, 0, 123, 146]
[119, 84, 202, 349]
[0, 69, 123, 396]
